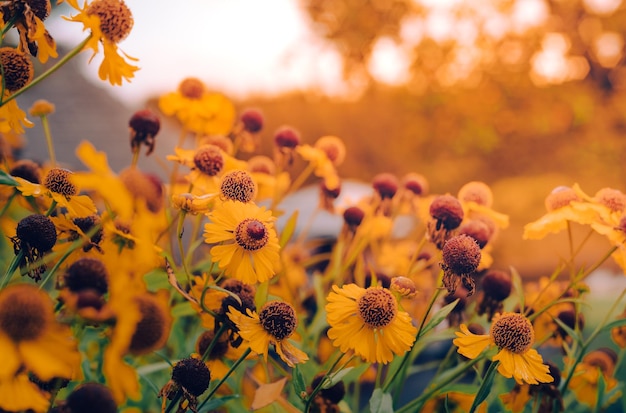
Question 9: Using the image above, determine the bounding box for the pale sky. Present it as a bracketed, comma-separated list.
[49, 0, 348, 106]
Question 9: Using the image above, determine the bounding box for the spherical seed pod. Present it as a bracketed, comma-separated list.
[481, 270, 512, 302]
[86, 0, 134, 43]
[429, 194, 464, 230]
[64, 383, 117, 413]
[442, 234, 481, 276]
[402, 172, 429, 196]
[372, 173, 399, 199]
[343, 206, 365, 228]
[171, 357, 211, 397]
[29, 99, 55, 117]
[16, 214, 57, 253]
[63, 257, 109, 295]
[196, 329, 229, 360]
[219, 279, 256, 315]
[595, 187, 626, 213]
[458, 219, 492, 249]
[457, 181, 493, 207]
[240, 108, 264, 133]
[193, 145, 224, 176]
[274, 126, 301, 149]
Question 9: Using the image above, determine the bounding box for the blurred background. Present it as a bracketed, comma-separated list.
[12, 0, 626, 281]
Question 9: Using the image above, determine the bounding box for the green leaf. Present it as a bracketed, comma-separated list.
[0, 170, 17, 186]
[337, 362, 369, 385]
[279, 210, 298, 248]
[599, 317, 626, 332]
[369, 388, 394, 413]
[292, 365, 307, 400]
[420, 298, 459, 338]
[170, 301, 196, 318]
[325, 367, 355, 387]
[470, 360, 498, 413]
[136, 361, 172, 375]
[595, 367, 606, 412]
[552, 314, 584, 347]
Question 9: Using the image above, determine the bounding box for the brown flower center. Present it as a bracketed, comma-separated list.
[442, 234, 481, 275]
[171, 357, 211, 396]
[128, 295, 170, 355]
[357, 288, 397, 328]
[178, 77, 205, 99]
[193, 145, 224, 176]
[490, 313, 534, 354]
[258, 301, 297, 340]
[0, 284, 51, 341]
[235, 218, 269, 251]
[220, 170, 256, 203]
[0, 47, 34, 92]
[86, 0, 134, 44]
[44, 168, 77, 197]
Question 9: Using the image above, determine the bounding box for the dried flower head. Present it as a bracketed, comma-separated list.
[458, 219, 492, 249]
[458, 181, 493, 207]
[477, 269, 512, 320]
[11, 214, 57, 281]
[63, 383, 117, 413]
[171, 356, 211, 397]
[0, 47, 34, 92]
[86, 0, 134, 44]
[193, 144, 224, 176]
[343, 206, 365, 229]
[129, 109, 160, 156]
[430, 194, 464, 230]
[259, 301, 298, 341]
[274, 126, 301, 149]
[441, 234, 481, 296]
[240, 108, 264, 133]
[402, 172, 429, 196]
[372, 173, 399, 200]
[63, 257, 109, 295]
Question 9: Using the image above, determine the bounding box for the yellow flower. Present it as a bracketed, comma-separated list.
[567, 349, 621, 407]
[523, 185, 597, 240]
[325, 284, 417, 364]
[159, 77, 236, 135]
[0, 373, 50, 412]
[453, 312, 553, 385]
[64, 0, 139, 86]
[295, 143, 340, 190]
[167, 145, 248, 194]
[0, 91, 34, 134]
[0, 284, 82, 383]
[15, 167, 97, 218]
[227, 301, 308, 367]
[204, 200, 281, 284]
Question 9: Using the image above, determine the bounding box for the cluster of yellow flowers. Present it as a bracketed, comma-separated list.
[1, 1, 626, 413]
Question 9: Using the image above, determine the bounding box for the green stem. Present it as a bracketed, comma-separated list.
[38, 239, 86, 290]
[176, 211, 191, 286]
[1, 34, 93, 107]
[0, 190, 17, 216]
[395, 356, 483, 413]
[197, 347, 253, 409]
[468, 360, 499, 413]
[0, 249, 25, 289]
[383, 286, 443, 393]
[40, 114, 56, 167]
[559, 287, 626, 394]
